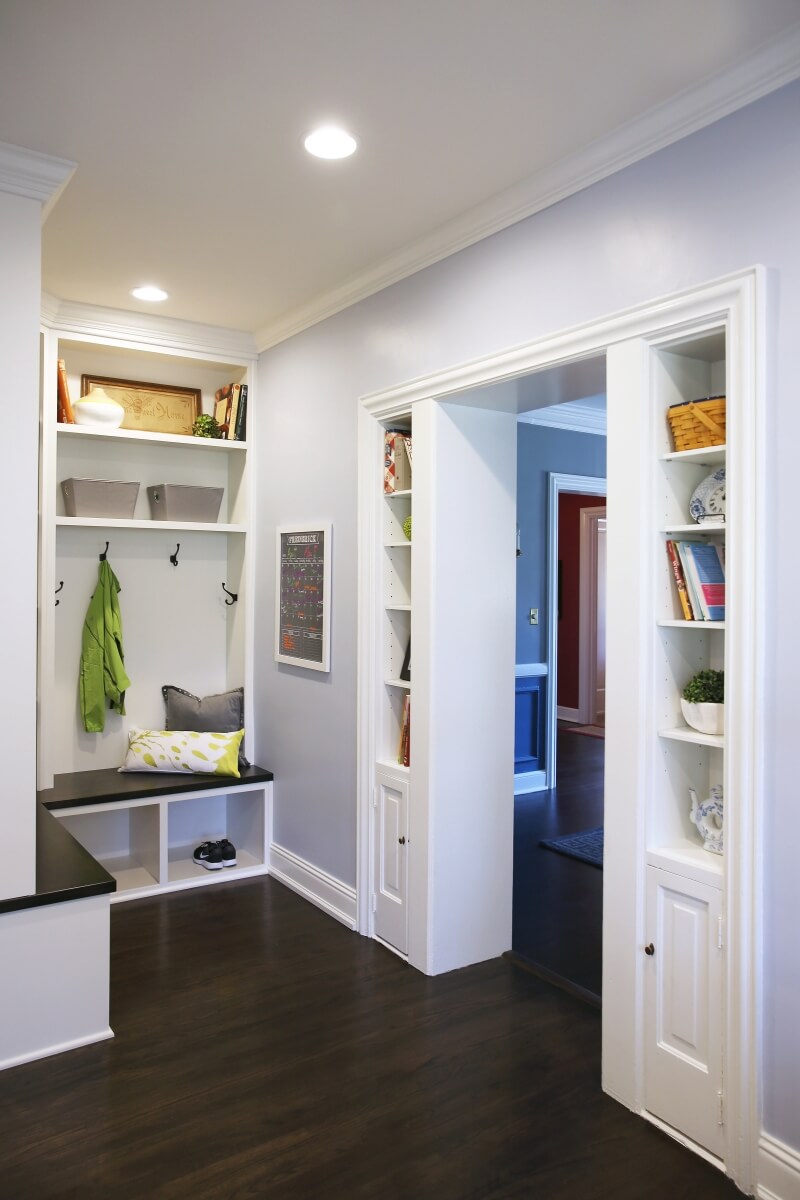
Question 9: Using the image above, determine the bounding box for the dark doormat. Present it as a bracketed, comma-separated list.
[539, 826, 603, 868]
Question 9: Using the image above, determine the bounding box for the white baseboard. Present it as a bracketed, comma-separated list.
[270, 843, 357, 930]
[0, 1027, 114, 1073]
[758, 1133, 800, 1200]
[514, 769, 547, 794]
[557, 705, 583, 723]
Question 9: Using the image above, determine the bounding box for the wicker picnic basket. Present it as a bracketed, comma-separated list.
[667, 396, 726, 452]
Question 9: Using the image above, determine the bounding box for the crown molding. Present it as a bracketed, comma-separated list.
[519, 400, 607, 436]
[42, 295, 257, 364]
[256, 25, 800, 353]
[0, 141, 76, 221]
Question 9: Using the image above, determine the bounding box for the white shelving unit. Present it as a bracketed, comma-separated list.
[645, 327, 728, 1157]
[38, 317, 265, 899]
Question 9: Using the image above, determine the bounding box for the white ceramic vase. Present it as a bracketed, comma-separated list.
[680, 698, 724, 736]
[73, 387, 125, 429]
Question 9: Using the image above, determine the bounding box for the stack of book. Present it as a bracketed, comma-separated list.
[666, 539, 725, 621]
[213, 383, 248, 440]
[397, 695, 411, 767]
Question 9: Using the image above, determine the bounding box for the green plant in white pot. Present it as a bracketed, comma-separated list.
[681, 669, 724, 736]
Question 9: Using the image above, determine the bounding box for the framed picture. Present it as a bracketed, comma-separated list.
[275, 524, 332, 672]
[81, 374, 202, 436]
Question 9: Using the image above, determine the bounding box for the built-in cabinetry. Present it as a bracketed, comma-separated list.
[645, 329, 727, 1158]
[38, 317, 265, 899]
[373, 419, 412, 954]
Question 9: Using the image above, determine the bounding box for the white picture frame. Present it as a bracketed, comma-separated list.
[275, 523, 332, 672]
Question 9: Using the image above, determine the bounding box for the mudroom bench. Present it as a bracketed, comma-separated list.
[38, 765, 274, 904]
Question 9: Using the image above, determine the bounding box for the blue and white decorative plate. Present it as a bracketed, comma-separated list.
[689, 467, 726, 524]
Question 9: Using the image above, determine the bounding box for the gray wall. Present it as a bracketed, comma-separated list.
[256, 80, 800, 1146]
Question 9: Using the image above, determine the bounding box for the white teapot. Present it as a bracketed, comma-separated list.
[689, 785, 723, 855]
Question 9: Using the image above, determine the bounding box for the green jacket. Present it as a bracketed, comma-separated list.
[80, 560, 131, 732]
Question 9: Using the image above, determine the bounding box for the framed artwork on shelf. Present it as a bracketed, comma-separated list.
[275, 523, 332, 672]
[81, 374, 202, 436]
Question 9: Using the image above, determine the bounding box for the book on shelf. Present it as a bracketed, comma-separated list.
[233, 383, 247, 440]
[214, 383, 233, 437]
[675, 541, 703, 619]
[666, 539, 693, 620]
[397, 694, 411, 767]
[680, 540, 725, 621]
[402, 435, 413, 470]
[384, 430, 412, 493]
[56, 359, 75, 424]
[227, 383, 242, 440]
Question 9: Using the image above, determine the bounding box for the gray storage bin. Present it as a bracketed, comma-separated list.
[147, 483, 224, 523]
[61, 478, 140, 519]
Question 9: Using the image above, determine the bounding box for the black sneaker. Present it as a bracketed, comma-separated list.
[218, 838, 237, 868]
[192, 841, 223, 871]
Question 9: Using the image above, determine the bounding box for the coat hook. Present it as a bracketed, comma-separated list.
[99, 541, 109, 562]
[221, 582, 238, 605]
[170, 544, 180, 567]
[55, 581, 64, 606]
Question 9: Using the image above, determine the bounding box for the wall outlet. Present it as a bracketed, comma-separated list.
[529, 608, 539, 625]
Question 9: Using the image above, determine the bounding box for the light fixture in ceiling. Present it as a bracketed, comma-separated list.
[131, 285, 168, 302]
[304, 125, 357, 160]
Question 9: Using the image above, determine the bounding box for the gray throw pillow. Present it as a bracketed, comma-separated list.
[161, 685, 249, 769]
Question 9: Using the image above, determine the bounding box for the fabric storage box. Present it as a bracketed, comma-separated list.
[147, 483, 224, 523]
[61, 478, 140, 518]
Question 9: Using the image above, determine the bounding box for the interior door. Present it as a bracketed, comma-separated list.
[644, 866, 724, 1158]
[374, 772, 408, 953]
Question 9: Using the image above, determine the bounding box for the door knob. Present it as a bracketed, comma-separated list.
[645, 943, 655, 956]
[398, 836, 406, 845]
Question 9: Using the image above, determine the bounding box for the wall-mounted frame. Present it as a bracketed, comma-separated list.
[275, 524, 332, 672]
[81, 374, 201, 436]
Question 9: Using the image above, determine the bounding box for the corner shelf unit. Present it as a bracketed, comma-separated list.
[38, 316, 261, 896]
[379, 429, 412, 773]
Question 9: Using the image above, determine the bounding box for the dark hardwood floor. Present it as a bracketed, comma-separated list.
[0, 874, 741, 1199]
[512, 728, 605, 999]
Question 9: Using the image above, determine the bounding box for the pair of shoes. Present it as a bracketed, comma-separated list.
[192, 838, 237, 871]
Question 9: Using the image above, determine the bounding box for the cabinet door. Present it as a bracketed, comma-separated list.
[374, 773, 408, 954]
[645, 867, 724, 1159]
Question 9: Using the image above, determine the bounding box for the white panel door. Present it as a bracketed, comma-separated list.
[374, 773, 408, 953]
[645, 866, 724, 1159]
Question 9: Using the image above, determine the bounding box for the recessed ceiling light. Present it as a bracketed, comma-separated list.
[131, 285, 168, 302]
[304, 125, 357, 160]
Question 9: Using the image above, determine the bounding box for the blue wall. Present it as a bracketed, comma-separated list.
[516, 423, 607, 664]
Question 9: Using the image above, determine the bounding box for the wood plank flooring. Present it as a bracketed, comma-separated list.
[0, 875, 741, 1199]
[513, 728, 605, 999]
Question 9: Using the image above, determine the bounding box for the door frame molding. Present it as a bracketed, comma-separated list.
[580, 505, 607, 726]
[357, 266, 765, 1193]
[546, 474, 606, 787]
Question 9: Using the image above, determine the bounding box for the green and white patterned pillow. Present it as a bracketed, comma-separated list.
[119, 727, 244, 777]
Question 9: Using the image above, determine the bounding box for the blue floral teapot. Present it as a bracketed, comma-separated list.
[689, 785, 724, 855]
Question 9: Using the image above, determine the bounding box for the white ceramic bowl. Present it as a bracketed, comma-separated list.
[73, 393, 125, 428]
[680, 698, 724, 736]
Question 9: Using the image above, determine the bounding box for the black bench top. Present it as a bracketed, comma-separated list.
[38, 764, 274, 810]
[0, 806, 116, 916]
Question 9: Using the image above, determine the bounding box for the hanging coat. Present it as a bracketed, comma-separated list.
[80, 560, 131, 732]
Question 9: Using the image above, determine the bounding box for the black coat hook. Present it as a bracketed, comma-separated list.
[221, 582, 238, 605]
[55, 581, 64, 606]
[170, 544, 180, 567]
[99, 541, 109, 561]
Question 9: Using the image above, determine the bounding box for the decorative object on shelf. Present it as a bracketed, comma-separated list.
[72, 386, 126, 429]
[81, 374, 202, 436]
[402, 515, 412, 541]
[192, 413, 223, 439]
[147, 483, 223, 523]
[162, 684, 249, 769]
[689, 785, 724, 854]
[680, 669, 724, 736]
[667, 395, 726, 452]
[61, 477, 140, 519]
[169, 544, 180, 567]
[56, 358, 75, 424]
[400, 638, 411, 682]
[221, 582, 238, 605]
[384, 430, 412, 493]
[212, 382, 248, 440]
[118, 727, 244, 777]
[689, 467, 726, 524]
[275, 524, 332, 672]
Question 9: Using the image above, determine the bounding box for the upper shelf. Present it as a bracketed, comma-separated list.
[56, 424, 247, 452]
[660, 445, 726, 467]
[56, 517, 245, 533]
[384, 488, 412, 500]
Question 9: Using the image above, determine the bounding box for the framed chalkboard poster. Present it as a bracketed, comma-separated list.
[275, 524, 331, 671]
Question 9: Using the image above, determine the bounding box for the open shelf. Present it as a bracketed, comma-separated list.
[659, 726, 724, 748]
[167, 844, 265, 887]
[57, 423, 247, 451]
[658, 619, 725, 629]
[56, 516, 246, 533]
[660, 444, 726, 467]
[647, 842, 723, 888]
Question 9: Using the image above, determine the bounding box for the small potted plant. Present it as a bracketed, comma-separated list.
[681, 668, 724, 736]
[192, 414, 223, 439]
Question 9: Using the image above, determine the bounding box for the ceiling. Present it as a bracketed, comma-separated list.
[2, 1, 799, 348]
